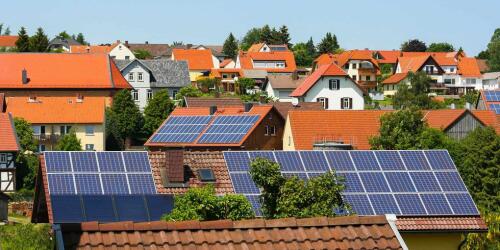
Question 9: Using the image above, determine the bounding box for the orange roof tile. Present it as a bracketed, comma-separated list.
[70, 43, 118, 54]
[247, 43, 265, 52]
[172, 49, 214, 70]
[238, 51, 296, 73]
[0, 53, 131, 89]
[396, 217, 487, 232]
[375, 50, 401, 64]
[458, 57, 482, 77]
[382, 72, 408, 84]
[336, 50, 380, 70]
[0, 36, 18, 47]
[184, 97, 244, 108]
[398, 55, 432, 73]
[472, 110, 500, 133]
[210, 68, 243, 78]
[476, 59, 489, 73]
[314, 53, 337, 67]
[219, 59, 233, 68]
[290, 63, 348, 97]
[6, 96, 106, 124]
[401, 51, 463, 66]
[0, 113, 20, 152]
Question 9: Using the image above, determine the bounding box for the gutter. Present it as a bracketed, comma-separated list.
[53, 224, 65, 250]
[386, 214, 409, 250]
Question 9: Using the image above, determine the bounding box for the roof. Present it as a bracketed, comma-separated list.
[184, 97, 244, 108]
[6, 96, 106, 124]
[458, 57, 482, 77]
[172, 49, 214, 70]
[210, 68, 244, 78]
[336, 50, 379, 69]
[483, 72, 500, 80]
[396, 217, 487, 232]
[48, 37, 81, 47]
[267, 75, 305, 89]
[126, 43, 170, 58]
[472, 110, 500, 133]
[70, 43, 118, 54]
[314, 53, 337, 67]
[271, 102, 324, 119]
[375, 50, 401, 64]
[238, 51, 296, 73]
[0, 113, 20, 152]
[219, 59, 233, 68]
[0, 36, 18, 47]
[0, 53, 131, 89]
[0, 93, 4, 112]
[383, 72, 408, 84]
[288, 109, 498, 150]
[247, 43, 265, 52]
[242, 69, 268, 78]
[477, 59, 489, 73]
[397, 55, 434, 73]
[116, 59, 190, 88]
[60, 216, 403, 250]
[290, 63, 349, 97]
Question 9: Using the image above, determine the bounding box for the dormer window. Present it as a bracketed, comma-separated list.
[138, 72, 143, 82]
[28, 96, 37, 102]
[77, 94, 84, 102]
[128, 73, 134, 81]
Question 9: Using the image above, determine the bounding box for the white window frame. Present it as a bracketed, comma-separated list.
[28, 96, 37, 102]
[85, 125, 95, 136]
[466, 78, 477, 84]
[128, 72, 134, 81]
[329, 79, 340, 90]
[317, 97, 328, 109]
[147, 89, 153, 100]
[138, 72, 144, 82]
[85, 144, 95, 151]
[0, 154, 6, 163]
[132, 89, 139, 101]
[341, 97, 352, 110]
[32, 126, 41, 135]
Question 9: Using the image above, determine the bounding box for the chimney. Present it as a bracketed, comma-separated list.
[244, 103, 253, 112]
[116, 40, 121, 44]
[465, 102, 471, 110]
[125, 40, 129, 46]
[162, 150, 185, 184]
[145, 41, 149, 44]
[22, 69, 28, 84]
[209, 106, 217, 115]
[187, 44, 193, 49]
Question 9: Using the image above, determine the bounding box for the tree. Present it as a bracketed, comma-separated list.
[55, 131, 82, 151]
[276, 25, 292, 48]
[175, 86, 202, 106]
[133, 49, 152, 59]
[29, 27, 49, 52]
[260, 25, 273, 44]
[477, 50, 490, 60]
[3, 27, 10, 35]
[427, 42, 455, 52]
[293, 42, 313, 67]
[57, 31, 71, 39]
[401, 39, 427, 52]
[222, 32, 238, 59]
[13, 118, 38, 190]
[306, 37, 316, 58]
[317, 32, 339, 54]
[15, 27, 30, 52]
[107, 90, 144, 149]
[143, 90, 175, 135]
[240, 28, 262, 51]
[235, 77, 255, 95]
[75, 33, 87, 45]
[393, 71, 432, 109]
[486, 28, 500, 71]
[162, 185, 255, 221]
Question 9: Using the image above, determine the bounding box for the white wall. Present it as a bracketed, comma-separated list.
[212, 55, 220, 69]
[121, 61, 151, 111]
[110, 43, 135, 60]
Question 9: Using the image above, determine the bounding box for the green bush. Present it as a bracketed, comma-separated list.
[0, 224, 54, 250]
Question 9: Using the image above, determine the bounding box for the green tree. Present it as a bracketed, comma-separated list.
[477, 50, 490, 60]
[248, 158, 284, 218]
[427, 42, 455, 52]
[393, 71, 432, 109]
[260, 25, 273, 44]
[306, 37, 316, 58]
[75, 33, 87, 45]
[57, 31, 71, 39]
[107, 89, 144, 149]
[15, 27, 30, 52]
[3, 27, 10, 35]
[276, 25, 292, 48]
[235, 77, 255, 95]
[13, 118, 38, 190]
[29, 27, 49, 52]
[162, 185, 255, 221]
[240, 28, 262, 51]
[486, 28, 500, 71]
[317, 32, 339, 54]
[133, 49, 152, 59]
[196, 78, 218, 93]
[222, 32, 238, 59]
[175, 86, 203, 106]
[143, 90, 175, 135]
[401, 39, 427, 52]
[293, 42, 314, 67]
[55, 131, 82, 151]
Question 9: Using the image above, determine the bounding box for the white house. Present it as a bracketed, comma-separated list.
[265, 75, 304, 102]
[482, 72, 500, 90]
[290, 64, 365, 110]
[70, 40, 135, 60]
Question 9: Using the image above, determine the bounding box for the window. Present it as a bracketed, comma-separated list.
[0, 154, 6, 163]
[466, 78, 477, 84]
[352, 75, 357, 81]
[85, 144, 94, 151]
[138, 72, 143, 81]
[317, 97, 329, 109]
[265, 125, 276, 136]
[28, 96, 37, 102]
[60, 125, 72, 135]
[341, 97, 353, 110]
[125, 56, 130, 60]
[198, 169, 216, 182]
[365, 75, 371, 81]
[450, 67, 455, 73]
[329, 79, 340, 90]
[172, 90, 178, 99]
[352, 63, 357, 69]
[128, 73, 134, 81]
[132, 90, 139, 101]
[425, 66, 434, 74]
[76, 94, 84, 102]
[85, 126, 95, 136]
[276, 62, 285, 68]
[147, 89, 153, 100]
[38, 144, 46, 152]
[32, 126, 41, 135]
[222, 73, 228, 79]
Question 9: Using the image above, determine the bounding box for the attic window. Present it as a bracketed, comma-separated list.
[198, 169, 216, 182]
[28, 96, 37, 102]
[77, 94, 84, 102]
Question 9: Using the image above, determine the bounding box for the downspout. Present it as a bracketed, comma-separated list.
[385, 214, 409, 250]
[52, 224, 65, 250]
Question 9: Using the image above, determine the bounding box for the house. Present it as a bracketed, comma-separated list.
[334, 50, 380, 91]
[114, 59, 190, 110]
[0, 35, 18, 50]
[234, 43, 296, 75]
[184, 97, 244, 108]
[70, 40, 135, 60]
[373, 50, 401, 67]
[145, 104, 285, 151]
[210, 68, 244, 91]
[290, 63, 365, 110]
[476, 90, 500, 115]
[284, 109, 498, 150]
[271, 102, 324, 119]
[219, 58, 235, 68]
[482, 72, 500, 90]
[265, 75, 305, 102]
[192, 44, 227, 61]
[125, 41, 170, 59]
[171, 49, 219, 82]
[477, 59, 489, 73]
[0, 192, 10, 222]
[47, 37, 81, 52]
[247, 43, 289, 52]
[0, 112, 19, 192]
[7, 96, 107, 151]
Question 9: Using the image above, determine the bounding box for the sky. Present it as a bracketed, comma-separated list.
[2, 0, 499, 56]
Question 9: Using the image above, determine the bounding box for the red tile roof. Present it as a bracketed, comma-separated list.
[271, 102, 324, 119]
[397, 55, 433, 73]
[0, 53, 131, 89]
[184, 97, 244, 108]
[336, 50, 379, 69]
[458, 57, 482, 77]
[0, 93, 5, 112]
[290, 63, 348, 97]
[172, 49, 214, 70]
[313, 53, 337, 67]
[476, 59, 489, 73]
[383, 72, 408, 84]
[0, 36, 18, 47]
[238, 51, 296, 73]
[219, 58, 233, 68]
[6, 96, 106, 124]
[60, 216, 403, 250]
[70, 43, 118, 54]
[247, 43, 265, 52]
[0, 113, 19, 152]
[396, 217, 487, 232]
[210, 68, 243, 78]
[376, 50, 401, 64]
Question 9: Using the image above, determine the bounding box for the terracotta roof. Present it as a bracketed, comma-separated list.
[149, 151, 234, 195]
[6, 96, 106, 124]
[70, 43, 119, 54]
[210, 68, 243, 78]
[238, 51, 296, 73]
[126, 43, 170, 58]
[0, 36, 18, 47]
[0, 113, 20, 152]
[272, 102, 324, 119]
[383, 72, 408, 84]
[314, 53, 337, 67]
[336, 50, 379, 69]
[0, 93, 4, 112]
[219, 58, 233, 68]
[396, 217, 487, 232]
[458, 57, 482, 77]
[0, 53, 131, 89]
[172, 49, 214, 70]
[247, 43, 265, 52]
[290, 63, 348, 97]
[184, 97, 244, 108]
[376, 50, 401, 64]
[267, 75, 305, 89]
[397, 55, 433, 73]
[472, 110, 500, 133]
[477, 59, 489, 73]
[60, 216, 403, 250]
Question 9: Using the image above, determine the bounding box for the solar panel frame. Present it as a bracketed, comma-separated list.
[274, 151, 305, 171]
[82, 195, 116, 222]
[342, 194, 374, 215]
[74, 174, 102, 195]
[424, 151, 456, 170]
[358, 172, 390, 192]
[325, 151, 355, 171]
[349, 151, 380, 171]
[400, 150, 431, 170]
[446, 193, 479, 215]
[410, 172, 442, 192]
[369, 194, 401, 215]
[384, 172, 416, 192]
[434, 172, 468, 192]
[300, 151, 330, 171]
[71, 152, 98, 172]
[51, 195, 84, 223]
[375, 151, 406, 170]
[394, 194, 427, 215]
[48, 174, 76, 195]
[420, 193, 453, 215]
[45, 152, 72, 172]
[230, 173, 260, 194]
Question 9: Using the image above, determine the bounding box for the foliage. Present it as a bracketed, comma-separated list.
[377, 64, 394, 83]
[3, 27, 10, 35]
[276, 25, 292, 48]
[222, 32, 238, 59]
[235, 77, 255, 94]
[0, 224, 54, 250]
[240, 28, 262, 51]
[393, 71, 432, 109]
[13, 118, 38, 190]
[9, 189, 35, 202]
[55, 131, 82, 151]
[175, 85, 203, 106]
[197, 78, 219, 92]
[143, 90, 175, 135]
[486, 28, 500, 71]
[462, 212, 499, 250]
[477, 50, 490, 60]
[427, 42, 455, 52]
[249, 158, 284, 218]
[133, 49, 152, 59]
[57, 31, 71, 39]
[15, 27, 30, 52]
[14, 118, 37, 152]
[162, 185, 254, 221]
[240, 91, 271, 103]
[240, 25, 292, 50]
[107, 90, 144, 148]
[306, 37, 317, 58]
[317, 32, 339, 54]
[293, 42, 314, 67]
[401, 39, 427, 52]
[75, 33, 87, 45]
[172, 41, 183, 46]
[29, 27, 49, 52]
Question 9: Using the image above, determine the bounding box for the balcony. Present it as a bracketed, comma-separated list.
[33, 134, 61, 144]
[357, 81, 377, 90]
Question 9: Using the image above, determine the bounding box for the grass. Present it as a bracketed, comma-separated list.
[8, 213, 31, 224]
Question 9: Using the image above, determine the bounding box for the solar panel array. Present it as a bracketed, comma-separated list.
[149, 115, 261, 144]
[45, 151, 157, 195]
[484, 90, 500, 102]
[223, 150, 479, 216]
[489, 104, 500, 114]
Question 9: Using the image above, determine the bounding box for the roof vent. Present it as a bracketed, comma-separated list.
[210, 106, 217, 115]
[198, 169, 216, 182]
[22, 69, 29, 84]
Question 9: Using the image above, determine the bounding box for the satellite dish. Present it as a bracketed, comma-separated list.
[291, 98, 299, 106]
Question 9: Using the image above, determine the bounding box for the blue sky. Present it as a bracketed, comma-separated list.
[3, 0, 499, 56]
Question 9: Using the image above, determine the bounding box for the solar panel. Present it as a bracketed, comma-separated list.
[342, 194, 374, 215]
[146, 195, 175, 220]
[224, 152, 250, 171]
[245, 195, 262, 216]
[434, 172, 467, 192]
[71, 152, 98, 172]
[325, 151, 355, 171]
[230, 173, 260, 194]
[369, 194, 400, 214]
[358, 172, 390, 192]
[248, 151, 275, 161]
[123, 151, 151, 172]
[152, 115, 212, 143]
[446, 193, 479, 215]
[198, 115, 260, 144]
[74, 174, 102, 194]
[51, 195, 84, 223]
[48, 174, 76, 195]
[282, 172, 308, 180]
[410, 172, 441, 192]
[424, 151, 455, 170]
[394, 194, 427, 215]
[127, 174, 157, 194]
[101, 174, 129, 194]
[82, 195, 116, 222]
[484, 90, 500, 102]
[350, 151, 380, 171]
[384, 172, 416, 192]
[274, 151, 304, 171]
[338, 173, 364, 192]
[375, 151, 405, 170]
[420, 194, 453, 215]
[114, 195, 149, 222]
[45, 152, 72, 172]
[488, 103, 500, 114]
[400, 151, 430, 170]
[300, 151, 329, 171]
[97, 152, 125, 172]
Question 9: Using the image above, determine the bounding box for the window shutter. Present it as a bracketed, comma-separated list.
[336, 80, 340, 90]
[325, 98, 329, 109]
[349, 98, 352, 109]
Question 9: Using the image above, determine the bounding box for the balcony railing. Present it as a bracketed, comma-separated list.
[33, 134, 61, 144]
